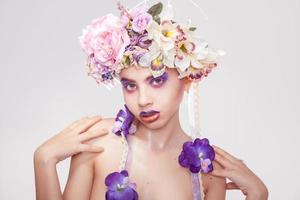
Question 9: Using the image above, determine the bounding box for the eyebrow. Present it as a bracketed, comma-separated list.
[120, 72, 166, 83]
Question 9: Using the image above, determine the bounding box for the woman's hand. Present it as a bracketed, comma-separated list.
[209, 145, 269, 200]
[34, 115, 108, 165]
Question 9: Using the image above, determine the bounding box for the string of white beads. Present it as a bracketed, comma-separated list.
[192, 81, 205, 200]
[192, 82, 201, 136]
[118, 132, 129, 172]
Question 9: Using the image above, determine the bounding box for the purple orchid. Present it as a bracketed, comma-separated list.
[105, 170, 138, 200]
[112, 104, 136, 137]
[133, 51, 146, 63]
[129, 33, 152, 49]
[178, 138, 215, 173]
[136, 33, 152, 49]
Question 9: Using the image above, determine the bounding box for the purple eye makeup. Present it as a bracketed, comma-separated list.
[150, 72, 168, 87]
[120, 72, 169, 91]
[120, 80, 137, 92]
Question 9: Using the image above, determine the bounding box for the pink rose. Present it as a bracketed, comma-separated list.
[79, 14, 130, 67]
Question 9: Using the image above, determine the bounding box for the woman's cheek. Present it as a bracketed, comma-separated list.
[123, 93, 138, 111]
[123, 93, 134, 105]
[164, 85, 184, 107]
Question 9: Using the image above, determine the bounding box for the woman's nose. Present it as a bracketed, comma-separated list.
[138, 86, 152, 108]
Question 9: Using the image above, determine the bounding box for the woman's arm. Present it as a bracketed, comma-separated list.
[34, 151, 63, 200]
[210, 145, 268, 200]
[62, 151, 96, 199]
[204, 161, 226, 200]
[63, 118, 113, 199]
[33, 116, 108, 200]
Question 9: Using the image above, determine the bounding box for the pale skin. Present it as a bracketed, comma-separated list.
[34, 67, 268, 200]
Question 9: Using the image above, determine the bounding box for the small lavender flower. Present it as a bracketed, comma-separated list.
[105, 170, 138, 200]
[112, 104, 136, 137]
[178, 138, 215, 173]
[132, 12, 152, 33]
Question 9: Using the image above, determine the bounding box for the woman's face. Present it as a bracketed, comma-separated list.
[119, 66, 191, 129]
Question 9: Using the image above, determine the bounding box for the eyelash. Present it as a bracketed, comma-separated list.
[124, 83, 136, 91]
[151, 78, 164, 86]
[123, 78, 165, 92]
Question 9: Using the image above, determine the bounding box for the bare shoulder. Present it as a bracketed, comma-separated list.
[72, 118, 117, 162]
[86, 117, 115, 134]
[201, 160, 226, 198]
[85, 117, 121, 147]
[63, 117, 119, 199]
[87, 117, 125, 179]
[69, 116, 123, 175]
[206, 160, 226, 187]
[84, 116, 124, 162]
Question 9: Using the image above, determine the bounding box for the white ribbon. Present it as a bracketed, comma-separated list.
[187, 81, 203, 140]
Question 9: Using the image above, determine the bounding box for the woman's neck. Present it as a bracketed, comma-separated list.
[131, 109, 190, 152]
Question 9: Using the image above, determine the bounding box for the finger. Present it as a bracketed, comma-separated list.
[62, 116, 90, 132]
[214, 153, 235, 169]
[78, 144, 104, 153]
[78, 129, 109, 142]
[226, 182, 239, 190]
[212, 145, 241, 165]
[68, 117, 90, 129]
[209, 168, 227, 178]
[72, 116, 103, 134]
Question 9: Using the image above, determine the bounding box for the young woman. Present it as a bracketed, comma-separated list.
[34, 2, 268, 200]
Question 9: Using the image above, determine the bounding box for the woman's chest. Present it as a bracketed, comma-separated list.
[90, 146, 195, 200]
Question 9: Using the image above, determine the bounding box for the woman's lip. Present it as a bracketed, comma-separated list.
[140, 113, 160, 123]
[139, 110, 160, 117]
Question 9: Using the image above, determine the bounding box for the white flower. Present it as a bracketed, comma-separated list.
[174, 31, 216, 72]
[139, 20, 178, 69]
[139, 41, 175, 68]
[147, 20, 178, 51]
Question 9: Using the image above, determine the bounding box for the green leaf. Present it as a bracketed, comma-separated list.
[125, 56, 131, 65]
[153, 15, 161, 24]
[189, 27, 197, 31]
[147, 2, 163, 17]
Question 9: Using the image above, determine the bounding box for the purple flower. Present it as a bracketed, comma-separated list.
[130, 35, 139, 46]
[132, 13, 152, 33]
[105, 170, 138, 200]
[178, 138, 215, 173]
[112, 104, 136, 137]
[133, 51, 146, 63]
[137, 34, 152, 49]
[129, 33, 152, 49]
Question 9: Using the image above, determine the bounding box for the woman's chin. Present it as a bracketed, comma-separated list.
[137, 115, 168, 130]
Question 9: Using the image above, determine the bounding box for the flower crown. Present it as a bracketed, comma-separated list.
[79, 2, 224, 89]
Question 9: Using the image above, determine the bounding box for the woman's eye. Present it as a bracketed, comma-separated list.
[124, 83, 136, 91]
[151, 78, 164, 86]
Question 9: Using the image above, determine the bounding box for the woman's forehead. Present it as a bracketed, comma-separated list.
[119, 66, 151, 80]
[119, 67, 176, 82]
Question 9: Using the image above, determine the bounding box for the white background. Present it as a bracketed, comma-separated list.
[0, 0, 299, 199]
